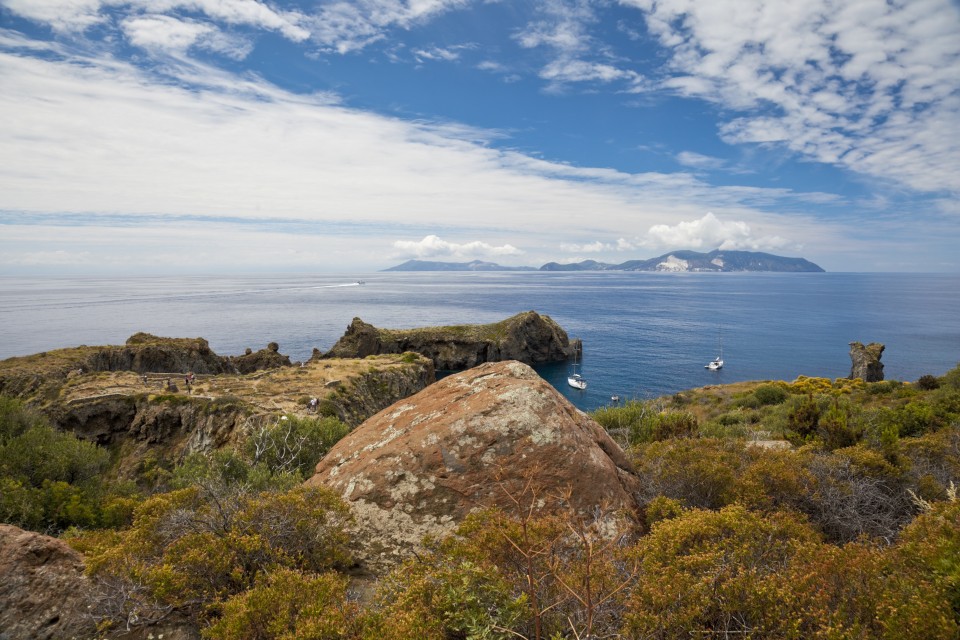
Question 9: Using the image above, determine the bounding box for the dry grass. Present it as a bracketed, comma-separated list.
[53, 356, 425, 418]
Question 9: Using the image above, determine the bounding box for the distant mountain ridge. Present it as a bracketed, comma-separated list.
[385, 250, 824, 273]
[382, 259, 537, 272]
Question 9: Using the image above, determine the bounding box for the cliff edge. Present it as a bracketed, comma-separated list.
[321, 310, 580, 370]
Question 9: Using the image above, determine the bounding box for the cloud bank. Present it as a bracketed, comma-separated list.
[392, 235, 523, 260]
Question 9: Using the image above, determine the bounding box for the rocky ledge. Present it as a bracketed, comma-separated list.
[307, 360, 640, 575]
[321, 310, 580, 370]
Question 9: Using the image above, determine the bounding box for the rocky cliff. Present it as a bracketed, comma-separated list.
[322, 310, 580, 370]
[0, 339, 435, 480]
[0, 524, 96, 640]
[849, 341, 885, 382]
[306, 360, 641, 575]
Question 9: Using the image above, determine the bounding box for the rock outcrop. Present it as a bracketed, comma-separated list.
[87, 333, 236, 375]
[0, 524, 96, 640]
[322, 311, 580, 370]
[230, 341, 293, 374]
[849, 341, 885, 382]
[307, 360, 641, 575]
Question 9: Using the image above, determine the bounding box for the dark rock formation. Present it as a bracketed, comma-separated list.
[85, 333, 236, 375]
[849, 341, 885, 382]
[321, 311, 580, 370]
[306, 360, 641, 575]
[230, 342, 293, 374]
[0, 524, 96, 640]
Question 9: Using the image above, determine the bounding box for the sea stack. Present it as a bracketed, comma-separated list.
[849, 341, 885, 382]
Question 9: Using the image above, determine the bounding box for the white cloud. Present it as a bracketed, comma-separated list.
[0, 0, 310, 41]
[305, 0, 468, 54]
[121, 15, 253, 59]
[0, 47, 874, 272]
[560, 241, 608, 253]
[676, 151, 726, 170]
[644, 212, 791, 252]
[540, 58, 641, 85]
[0, 0, 105, 32]
[620, 0, 960, 194]
[392, 235, 523, 259]
[412, 44, 471, 63]
[153, 0, 310, 42]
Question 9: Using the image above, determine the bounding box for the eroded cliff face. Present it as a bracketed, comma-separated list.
[321, 310, 580, 370]
[1, 337, 435, 480]
[306, 360, 641, 575]
[849, 341, 885, 382]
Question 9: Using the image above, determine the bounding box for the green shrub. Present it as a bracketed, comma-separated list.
[818, 399, 862, 450]
[917, 375, 941, 391]
[81, 485, 353, 631]
[244, 415, 349, 479]
[786, 394, 821, 441]
[204, 568, 363, 640]
[754, 384, 788, 406]
[0, 396, 121, 532]
[651, 411, 699, 441]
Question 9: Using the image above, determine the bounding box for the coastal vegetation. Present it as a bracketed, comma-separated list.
[1, 356, 958, 638]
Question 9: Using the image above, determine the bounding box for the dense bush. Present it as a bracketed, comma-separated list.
[244, 414, 349, 479]
[753, 383, 788, 406]
[593, 400, 699, 445]
[205, 568, 363, 640]
[0, 396, 128, 532]
[78, 483, 353, 632]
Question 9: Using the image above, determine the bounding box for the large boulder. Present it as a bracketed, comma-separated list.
[849, 341, 885, 382]
[321, 310, 580, 370]
[306, 360, 641, 575]
[0, 524, 96, 640]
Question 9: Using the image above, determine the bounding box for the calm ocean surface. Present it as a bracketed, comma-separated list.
[1, 272, 958, 411]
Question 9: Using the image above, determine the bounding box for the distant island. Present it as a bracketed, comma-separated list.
[384, 250, 824, 273]
[383, 259, 537, 272]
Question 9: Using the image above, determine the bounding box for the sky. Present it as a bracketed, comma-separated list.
[0, 0, 958, 274]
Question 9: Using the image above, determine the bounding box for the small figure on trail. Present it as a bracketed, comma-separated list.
[309, 397, 319, 411]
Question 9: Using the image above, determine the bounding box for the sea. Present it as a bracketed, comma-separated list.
[1, 272, 958, 412]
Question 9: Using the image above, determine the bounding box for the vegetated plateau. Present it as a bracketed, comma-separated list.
[0, 324, 958, 640]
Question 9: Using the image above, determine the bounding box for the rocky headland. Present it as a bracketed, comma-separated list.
[0, 334, 434, 478]
[321, 310, 580, 370]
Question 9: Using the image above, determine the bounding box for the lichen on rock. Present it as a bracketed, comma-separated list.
[306, 360, 641, 575]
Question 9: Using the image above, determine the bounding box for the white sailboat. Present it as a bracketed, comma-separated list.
[568, 348, 587, 390]
[705, 326, 724, 370]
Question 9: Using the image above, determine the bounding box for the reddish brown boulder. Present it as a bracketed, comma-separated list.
[306, 360, 641, 574]
[0, 524, 95, 640]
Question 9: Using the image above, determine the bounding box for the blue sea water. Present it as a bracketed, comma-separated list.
[0, 272, 958, 412]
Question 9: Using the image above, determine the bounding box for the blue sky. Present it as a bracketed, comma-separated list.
[1, 0, 958, 273]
